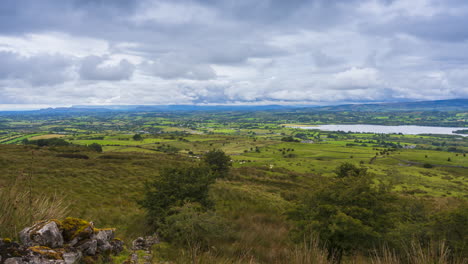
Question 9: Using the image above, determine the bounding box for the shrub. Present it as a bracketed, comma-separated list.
[423, 163, 433, 168]
[88, 143, 103, 153]
[56, 153, 89, 159]
[140, 165, 215, 228]
[133, 134, 143, 141]
[202, 149, 232, 178]
[289, 163, 399, 260]
[159, 202, 229, 257]
[27, 138, 70, 147]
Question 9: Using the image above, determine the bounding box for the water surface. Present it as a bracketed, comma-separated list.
[294, 124, 467, 136]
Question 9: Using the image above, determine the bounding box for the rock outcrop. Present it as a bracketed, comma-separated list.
[0, 218, 124, 264]
[131, 235, 159, 251]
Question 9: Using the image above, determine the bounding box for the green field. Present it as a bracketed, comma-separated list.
[0, 109, 466, 263]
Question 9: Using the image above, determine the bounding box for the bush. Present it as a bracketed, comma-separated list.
[140, 165, 215, 228]
[423, 163, 433, 168]
[56, 153, 89, 159]
[88, 143, 103, 153]
[334, 162, 368, 178]
[159, 203, 229, 252]
[133, 134, 143, 141]
[288, 163, 400, 260]
[281, 136, 300, 142]
[27, 138, 70, 147]
[202, 149, 231, 178]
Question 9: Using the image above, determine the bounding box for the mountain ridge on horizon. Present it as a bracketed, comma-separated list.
[65, 98, 468, 112]
[0, 99, 466, 112]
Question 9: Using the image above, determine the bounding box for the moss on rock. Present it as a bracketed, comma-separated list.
[28, 246, 64, 260]
[61, 217, 94, 241]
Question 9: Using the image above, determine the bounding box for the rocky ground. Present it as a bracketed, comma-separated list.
[0, 218, 124, 264]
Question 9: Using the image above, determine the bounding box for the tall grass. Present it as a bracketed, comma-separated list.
[286, 238, 331, 264]
[0, 183, 70, 239]
[371, 241, 467, 264]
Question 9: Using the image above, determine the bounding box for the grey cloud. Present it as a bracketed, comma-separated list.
[144, 55, 216, 80]
[79, 56, 135, 81]
[313, 51, 343, 67]
[0, 0, 467, 106]
[0, 51, 73, 85]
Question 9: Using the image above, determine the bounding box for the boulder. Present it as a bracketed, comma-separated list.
[110, 239, 124, 254]
[60, 218, 94, 242]
[2, 218, 124, 263]
[132, 237, 145, 251]
[62, 251, 82, 264]
[76, 239, 97, 256]
[19, 221, 63, 248]
[95, 229, 114, 253]
[131, 235, 159, 251]
[3, 257, 24, 264]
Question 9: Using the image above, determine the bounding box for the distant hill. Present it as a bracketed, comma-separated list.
[69, 104, 294, 112]
[307, 99, 468, 112]
[0, 99, 466, 113]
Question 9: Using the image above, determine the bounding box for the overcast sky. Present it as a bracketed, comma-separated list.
[1, 0, 468, 109]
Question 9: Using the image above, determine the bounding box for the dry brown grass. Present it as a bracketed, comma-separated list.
[28, 134, 66, 140]
[0, 180, 70, 239]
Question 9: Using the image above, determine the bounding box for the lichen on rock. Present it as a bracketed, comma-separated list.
[19, 220, 63, 248]
[1, 218, 124, 264]
[61, 218, 94, 242]
[28, 246, 63, 260]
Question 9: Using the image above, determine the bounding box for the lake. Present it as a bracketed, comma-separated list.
[293, 124, 467, 136]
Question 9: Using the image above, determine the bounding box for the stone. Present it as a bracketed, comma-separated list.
[62, 251, 82, 264]
[19, 221, 63, 248]
[0, 240, 27, 261]
[60, 218, 94, 243]
[110, 239, 124, 254]
[4, 257, 24, 264]
[4, 218, 124, 263]
[76, 239, 97, 256]
[95, 229, 114, 253]
[131, 235, 159, 251]
[132, 237, 145, 251]
[144, 234, 159, 247]
[27, 246, 63, 261]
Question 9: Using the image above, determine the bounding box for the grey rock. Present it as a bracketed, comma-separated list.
[76, 239, 97, 256]
[145, 234, 159, 247]
[19, 221, 63, 248]
[95, 229, 114, 245]
[132, 237, 145, 250]
[62, 251, 82, 264]
[4, 257, 24, 264]
[95, 229, 115, 253]
[28, 255, 65, 264]
[110, 239, 124, 254]
[131, 234, 159, 251]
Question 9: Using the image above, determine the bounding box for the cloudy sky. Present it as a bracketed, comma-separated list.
[1, 0, 468, 109]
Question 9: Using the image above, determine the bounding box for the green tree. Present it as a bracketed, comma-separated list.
[289, 163, 399, 261]
[202, 149, 232, 178]
[335, 162, 368, 178]
[133, 134, 143, 141]
[430, 202, 468, 257]
[159, 203, 229, 263]
[88, 143, 102, 152]
[140, 165, 215, 228]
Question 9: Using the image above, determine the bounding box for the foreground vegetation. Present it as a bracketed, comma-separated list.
[0, 109, 466, 263]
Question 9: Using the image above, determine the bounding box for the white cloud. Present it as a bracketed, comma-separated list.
[79, 55, 135, 81]
[0, 0, 467, 106]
